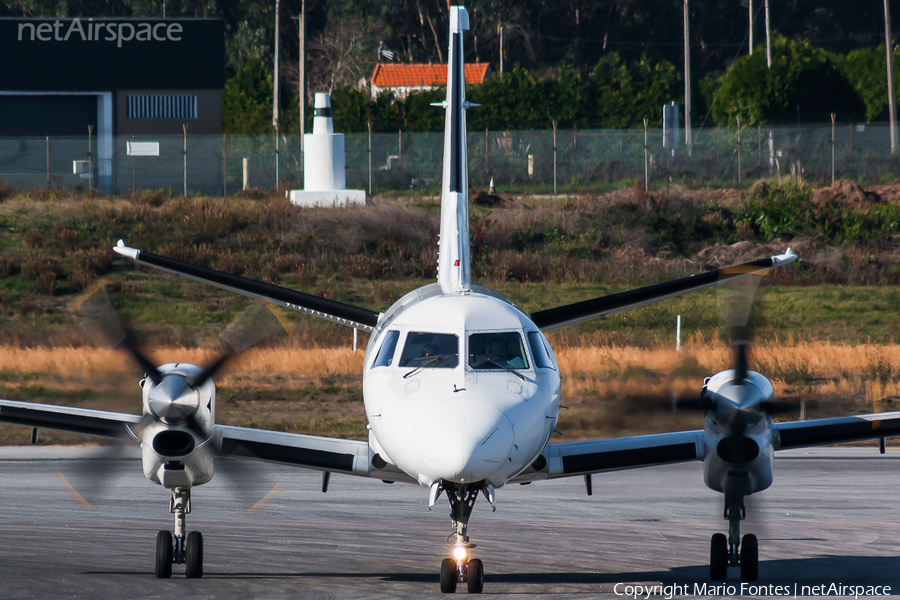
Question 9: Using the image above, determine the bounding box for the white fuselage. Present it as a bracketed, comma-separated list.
[363, 284, 561, 488]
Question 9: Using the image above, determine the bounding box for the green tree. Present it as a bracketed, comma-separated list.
[330, 85, 371, 133]
[707, 35, 865, 125]
[221, 58, 273, 134]
[468, 67, 546, 130]
[589, 53, 682, 128]
[835, 46, 900, 122]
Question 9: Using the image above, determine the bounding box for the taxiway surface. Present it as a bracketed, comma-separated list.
[1, 446, 898, 599]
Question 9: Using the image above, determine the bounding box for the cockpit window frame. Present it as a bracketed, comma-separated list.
[466, 330, 531, 372]
[397, 331, 460, 369]
[370, 330, 401, 368]
[527, 330, 556, 370]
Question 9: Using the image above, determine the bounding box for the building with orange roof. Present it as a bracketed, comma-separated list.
[370, 63, 491, 100]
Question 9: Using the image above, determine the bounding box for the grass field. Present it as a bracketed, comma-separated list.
[1, 340, 895, 445]
[2, 180, 900, 446]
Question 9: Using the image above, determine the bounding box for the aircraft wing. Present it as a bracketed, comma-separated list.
[214, 425, 415, 483]
[0, 398, 414, 483]
[512, 410, 900, 484]
[0, 398, 143, 440]
[530, 249, 797, 332]
[510, 430, 706, 483]
[112, 240, 380, 332]
[774, 411, 900, 449]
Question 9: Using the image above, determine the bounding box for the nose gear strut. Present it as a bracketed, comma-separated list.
[709, 494, 758, 582]
[155, 487, 204, 579]
[438, 481, 488, 593]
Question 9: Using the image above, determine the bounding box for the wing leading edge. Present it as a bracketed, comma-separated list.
[531, 249, 796, 332]
[113, 241, 380, 331]
[514, 410, 900, 483]
[0, 398, 413, 483]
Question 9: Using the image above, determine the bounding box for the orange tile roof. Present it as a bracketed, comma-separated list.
[371, 63, 490, 87]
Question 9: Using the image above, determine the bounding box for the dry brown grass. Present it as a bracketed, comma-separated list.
[2, 342, 898, 444]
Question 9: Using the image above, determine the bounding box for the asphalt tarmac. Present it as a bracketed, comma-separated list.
[1, 446, 899, 599]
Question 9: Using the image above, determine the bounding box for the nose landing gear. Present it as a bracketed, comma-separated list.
[437, 482, 486, 594]
[155, 487, 204, 579]
[710, 495, 757, 582]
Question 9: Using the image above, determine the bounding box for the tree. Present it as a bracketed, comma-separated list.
[305, 15, 385, 95]
[707, 35, 866, 125]
[836, 46, 900, 122]
[589, 53, 682, 128]
[221, 58, 274, 134]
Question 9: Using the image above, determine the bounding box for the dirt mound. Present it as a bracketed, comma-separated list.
[870, 181, 900, 204]
[812, 179, 882, 207]
[469, 187, 519, 208]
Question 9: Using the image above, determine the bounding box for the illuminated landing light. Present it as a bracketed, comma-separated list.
[452, 545, 468, 561]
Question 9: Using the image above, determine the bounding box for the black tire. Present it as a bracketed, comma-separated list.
[155, 530, 173, 579]
[440, 557, 457, 593]
[467, 558, 484, 594]
[185, 531, 203, 579]
[710, 533, 727, 581]
[740, 534, 758, 582]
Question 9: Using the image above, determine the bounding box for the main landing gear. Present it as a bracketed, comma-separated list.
[710, 495, 757, 582]
[155, 487, 203, 579]
[438, 482, 488, 594]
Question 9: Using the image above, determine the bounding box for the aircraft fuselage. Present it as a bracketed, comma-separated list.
[362, 283, 562, 488]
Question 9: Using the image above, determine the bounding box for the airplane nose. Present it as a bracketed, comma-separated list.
[413, 399, 515, 484]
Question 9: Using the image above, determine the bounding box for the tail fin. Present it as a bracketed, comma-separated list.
[436, 6, 472, 294]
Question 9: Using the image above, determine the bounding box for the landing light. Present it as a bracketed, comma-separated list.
[452, 545, 467, 561]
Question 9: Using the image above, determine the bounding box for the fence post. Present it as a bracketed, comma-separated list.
[45, 135, 49, 186]
[368, 121, 372, 195]
[757, 123, 762, 166]
[643, 118, 649, 191]
[484, 126, 488, 186]
[242, 158, 249, 190]
[223, 133, 227, 197]
[132, 133, 136, 193]
[182, 124, 187, 197]
[737, 116, 742, 187]
[552, 120, 557, 195]
[831, 113, 836, 185]
[398, 129, 402, 168]
[88, 125, 93, 193]
[275, 123, 280, 191]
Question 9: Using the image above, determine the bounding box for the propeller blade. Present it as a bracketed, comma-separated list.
[73, 287, 164, 386]
[733, 341, 750, 384]
[187, 302, 290, 389]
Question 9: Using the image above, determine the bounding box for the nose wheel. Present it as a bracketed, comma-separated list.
[709, 496, 758, 581]
[440, 549, 484, 594]
[154, 487, 204, 578]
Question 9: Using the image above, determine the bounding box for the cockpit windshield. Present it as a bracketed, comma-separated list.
[398, 332, 459, 368]
[468, 332, 529, 371]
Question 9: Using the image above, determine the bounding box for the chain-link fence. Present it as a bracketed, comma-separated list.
[1, 123, 897, 196]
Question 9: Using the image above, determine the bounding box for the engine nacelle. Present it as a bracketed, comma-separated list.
[139, 363, 217, 489]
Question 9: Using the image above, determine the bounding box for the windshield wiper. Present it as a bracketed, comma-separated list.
[403, 353, 458, 379]
[481, 357, 526, 381]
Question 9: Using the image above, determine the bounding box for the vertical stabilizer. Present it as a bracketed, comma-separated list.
[436, 6, 472, 294]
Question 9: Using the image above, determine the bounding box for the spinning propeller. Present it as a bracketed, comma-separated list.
[63, 284, 289, 504]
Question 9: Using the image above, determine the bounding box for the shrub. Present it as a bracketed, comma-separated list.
[0, 182, 15, 202]
[735, 178, 815, 239]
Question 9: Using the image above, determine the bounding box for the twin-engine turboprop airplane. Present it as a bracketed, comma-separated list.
[4, 5, 900, 592]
